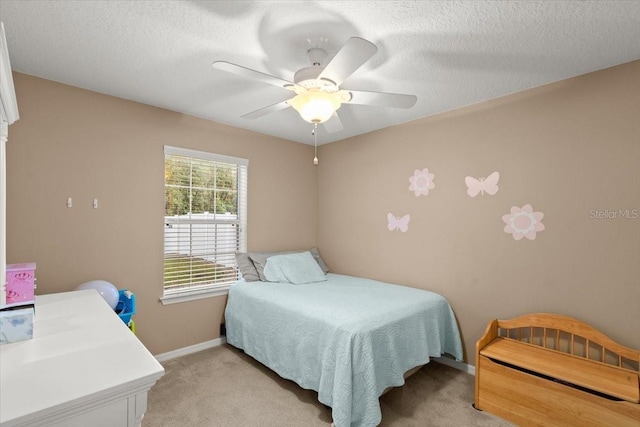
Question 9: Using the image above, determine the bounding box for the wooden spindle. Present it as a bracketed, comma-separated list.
[570, 334, 574, 356]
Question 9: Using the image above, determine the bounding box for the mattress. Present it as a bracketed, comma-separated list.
[224, 273, 463, 427]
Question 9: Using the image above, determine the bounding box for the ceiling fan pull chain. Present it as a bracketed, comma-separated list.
[313, 124, 319, 166]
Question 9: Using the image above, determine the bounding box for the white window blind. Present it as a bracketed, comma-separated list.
[163, 146, 247, 299]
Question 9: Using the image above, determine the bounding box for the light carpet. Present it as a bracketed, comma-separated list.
[145, 344, 513, 426]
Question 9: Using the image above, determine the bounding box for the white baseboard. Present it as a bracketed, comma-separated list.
[154, 336, 227, 363]
[432, 356, 475, 376]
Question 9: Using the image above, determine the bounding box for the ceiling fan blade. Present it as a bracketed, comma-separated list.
[241, 99, 293, 119]
[317, 37, 378, 87]
[212, 61, 297, 89]
[322, 112, 344, 134]
[346, 90, 417, 109]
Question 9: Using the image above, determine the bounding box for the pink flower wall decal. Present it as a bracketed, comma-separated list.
[502, 204, 545, 240]
[409, 168, 435, 196]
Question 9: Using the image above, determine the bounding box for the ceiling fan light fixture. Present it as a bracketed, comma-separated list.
[288, 90, 342, 124]
[214, 37, 415, 133]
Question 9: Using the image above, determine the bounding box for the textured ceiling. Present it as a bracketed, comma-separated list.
[1, 1, 639, 145]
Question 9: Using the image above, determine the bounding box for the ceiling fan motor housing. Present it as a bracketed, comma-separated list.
[294, 66, 337, 90]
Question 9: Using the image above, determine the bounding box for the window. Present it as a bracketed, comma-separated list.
[162, 146, 247, 304]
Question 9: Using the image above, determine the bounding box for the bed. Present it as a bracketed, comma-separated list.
[224, 265, 463, 427]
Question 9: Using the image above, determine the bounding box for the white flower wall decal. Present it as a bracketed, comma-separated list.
[409, 168, 435, 196]
[502, 204, 545, 240]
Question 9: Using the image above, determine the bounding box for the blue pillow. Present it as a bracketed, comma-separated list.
[263, 251, 327, 285]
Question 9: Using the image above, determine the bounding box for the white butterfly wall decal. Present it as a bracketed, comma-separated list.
[387, 213, 410, 232]
[465, 171, 500, 197]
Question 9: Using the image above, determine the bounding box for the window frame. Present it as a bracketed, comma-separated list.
[161, 146, 248, 305]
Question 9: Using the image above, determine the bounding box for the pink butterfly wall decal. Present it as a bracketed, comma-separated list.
[387, 213, 410, 232]
[465, 171, 500, 197]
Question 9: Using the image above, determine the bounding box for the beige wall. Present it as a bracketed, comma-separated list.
[317, 61, 640, 364]
[6, 73, 317, 355]
[7, 62, 639, 364]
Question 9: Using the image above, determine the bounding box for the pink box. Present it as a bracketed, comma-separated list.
[5, 263, 36, 307]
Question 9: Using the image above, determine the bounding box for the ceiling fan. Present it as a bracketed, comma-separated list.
[212, 37, 417, 133]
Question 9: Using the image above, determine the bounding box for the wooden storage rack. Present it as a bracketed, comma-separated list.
[475, 313, 640, 426]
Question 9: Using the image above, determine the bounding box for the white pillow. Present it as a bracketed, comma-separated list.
[263, 251, 327, 285]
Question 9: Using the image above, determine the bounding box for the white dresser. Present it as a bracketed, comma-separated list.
[0, 290, 164, 426]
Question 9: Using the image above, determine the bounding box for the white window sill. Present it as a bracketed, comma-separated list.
[160, 285, 230, 305]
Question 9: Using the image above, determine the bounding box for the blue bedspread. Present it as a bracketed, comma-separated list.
[224, 273, 463, 427]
